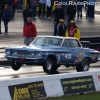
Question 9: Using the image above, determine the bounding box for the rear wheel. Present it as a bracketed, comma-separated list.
[43, 57, 58, 73]
[11, 61, 22, 71]
[76, 58, 90, 72]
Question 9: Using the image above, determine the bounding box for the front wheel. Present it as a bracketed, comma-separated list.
[43, 57, 58, 74]
[11, 61, 22, 71]
[76, 58, 90, 72]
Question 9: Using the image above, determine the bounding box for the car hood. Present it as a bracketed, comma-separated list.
[5, 45, 65, 52]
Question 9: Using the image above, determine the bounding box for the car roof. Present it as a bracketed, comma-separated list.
[36, 35, 78, 40]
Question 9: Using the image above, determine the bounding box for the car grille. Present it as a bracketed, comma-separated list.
[12, 50, 32, 57]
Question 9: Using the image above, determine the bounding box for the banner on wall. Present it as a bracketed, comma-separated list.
[97, 74, 100, 87]
[8, 81, 47, 100]
[60, 75, 96, 95]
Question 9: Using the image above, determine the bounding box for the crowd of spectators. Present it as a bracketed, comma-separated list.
[0, 0, 96, 42]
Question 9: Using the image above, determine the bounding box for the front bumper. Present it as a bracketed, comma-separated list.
[5, 56, 46, 64]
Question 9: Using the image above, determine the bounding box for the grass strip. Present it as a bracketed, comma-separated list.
[41, 92, 100, 100]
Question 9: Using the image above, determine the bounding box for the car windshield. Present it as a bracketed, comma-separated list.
[31, 37, 63, 46]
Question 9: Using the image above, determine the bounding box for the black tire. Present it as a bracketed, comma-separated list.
[76, 58, 90, 72]
[43, 57, 58, 73]
[11, 61, 22, 71]
[53, 65, 59, 71]
[26, 63, 33, 66]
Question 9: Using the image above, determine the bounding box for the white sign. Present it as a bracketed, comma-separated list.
[97, 74, 100, 88]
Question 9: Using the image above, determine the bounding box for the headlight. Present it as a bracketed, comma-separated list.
[30, 52, 35, 57]
[6, 50, 10, 56]
[34, 52, 41, 57]
[12, 51, 17, 56]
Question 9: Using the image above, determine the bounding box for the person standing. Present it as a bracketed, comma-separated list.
[0, 6, 3, 34]
[6, 0, 13, 7]
[59, 0, 69, 17]
[57, 19, 67, 36]
[30, 0, 38, 19]
[87, 0, 96, 18]
[23, 17, 37, 46]
[65, 20, 80, 40]
[77, 0, 84, 19]
[38, 0, 46, 18]
[46, 0, 51, 19]
[12, 0, 18, 19]
[50, 0, 54, 16]
[6, 0, 13, 19]
[53, 4, 64, 36]
[2, 4, 11, 35]
[23, 5, 32, 25]
[67, 1, 76, 26]
[1, 0, 6, 11]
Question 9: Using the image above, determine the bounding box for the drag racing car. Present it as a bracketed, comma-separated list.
[5, 36, 100, 73]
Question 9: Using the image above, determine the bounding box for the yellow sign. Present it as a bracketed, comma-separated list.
[13, 87, 18, 100]
[13, 87, 30, 100]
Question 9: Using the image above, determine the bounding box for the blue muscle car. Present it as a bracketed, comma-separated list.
[5, 36, 100, 73]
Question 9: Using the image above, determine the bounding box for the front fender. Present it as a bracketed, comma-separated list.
[42, 52, 60, 64]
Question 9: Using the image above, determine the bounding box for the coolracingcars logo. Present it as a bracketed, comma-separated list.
[54, 1, 100, 5]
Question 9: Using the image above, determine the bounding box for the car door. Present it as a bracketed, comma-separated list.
[61, 39, 83, 64]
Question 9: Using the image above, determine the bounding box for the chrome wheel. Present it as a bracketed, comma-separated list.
[46, 60, 52, 71]
[43, 57, 58, 73]
[76, 58, 90, 72]
[83, 62, 89, 71]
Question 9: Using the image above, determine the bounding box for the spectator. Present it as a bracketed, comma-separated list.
[23, 5, 32, 25]
[23, 17, 37, 46]
[1, 0, 6, 11]
[38, 0, 46, 18]
[46, 0, 51, 19]
[6, 0, 13, 7]
[57, 19, 67, 36]
[50, 0, 55, 16]
[77, 0, 84, 19]
[67, 1, 76, 26]
[6, 0, 13, 19]
[30, 0, 38, 19]
[0, 6, 3, 34]
[53, 4, 64, 36]
[65, 20, 80, 40]
[64, 0, 69, 15]
[2, 4, 11, 35]
[12, 0, 18, 19]
[59, 0, 69, 17]
[87, 0, 96, 18]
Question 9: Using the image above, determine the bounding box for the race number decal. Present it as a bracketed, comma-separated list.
[65, 54, 71, 59]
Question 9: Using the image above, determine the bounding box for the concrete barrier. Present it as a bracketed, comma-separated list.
[0, 71, 100, 100]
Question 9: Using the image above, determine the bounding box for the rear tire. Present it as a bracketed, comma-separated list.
[11, 61, 22, 71]
[76, 58, 90, 72]
[43, 57, 58, 73]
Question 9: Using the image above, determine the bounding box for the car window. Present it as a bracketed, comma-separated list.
[33, 37, 44, 45]
[62, 39, 73, 47]
[32, 37, 63, 46]
[62, 39, 81, 48]
[72, 39, 81, 47]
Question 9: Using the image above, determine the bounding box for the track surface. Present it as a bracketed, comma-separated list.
[0, 61, 100, 80]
